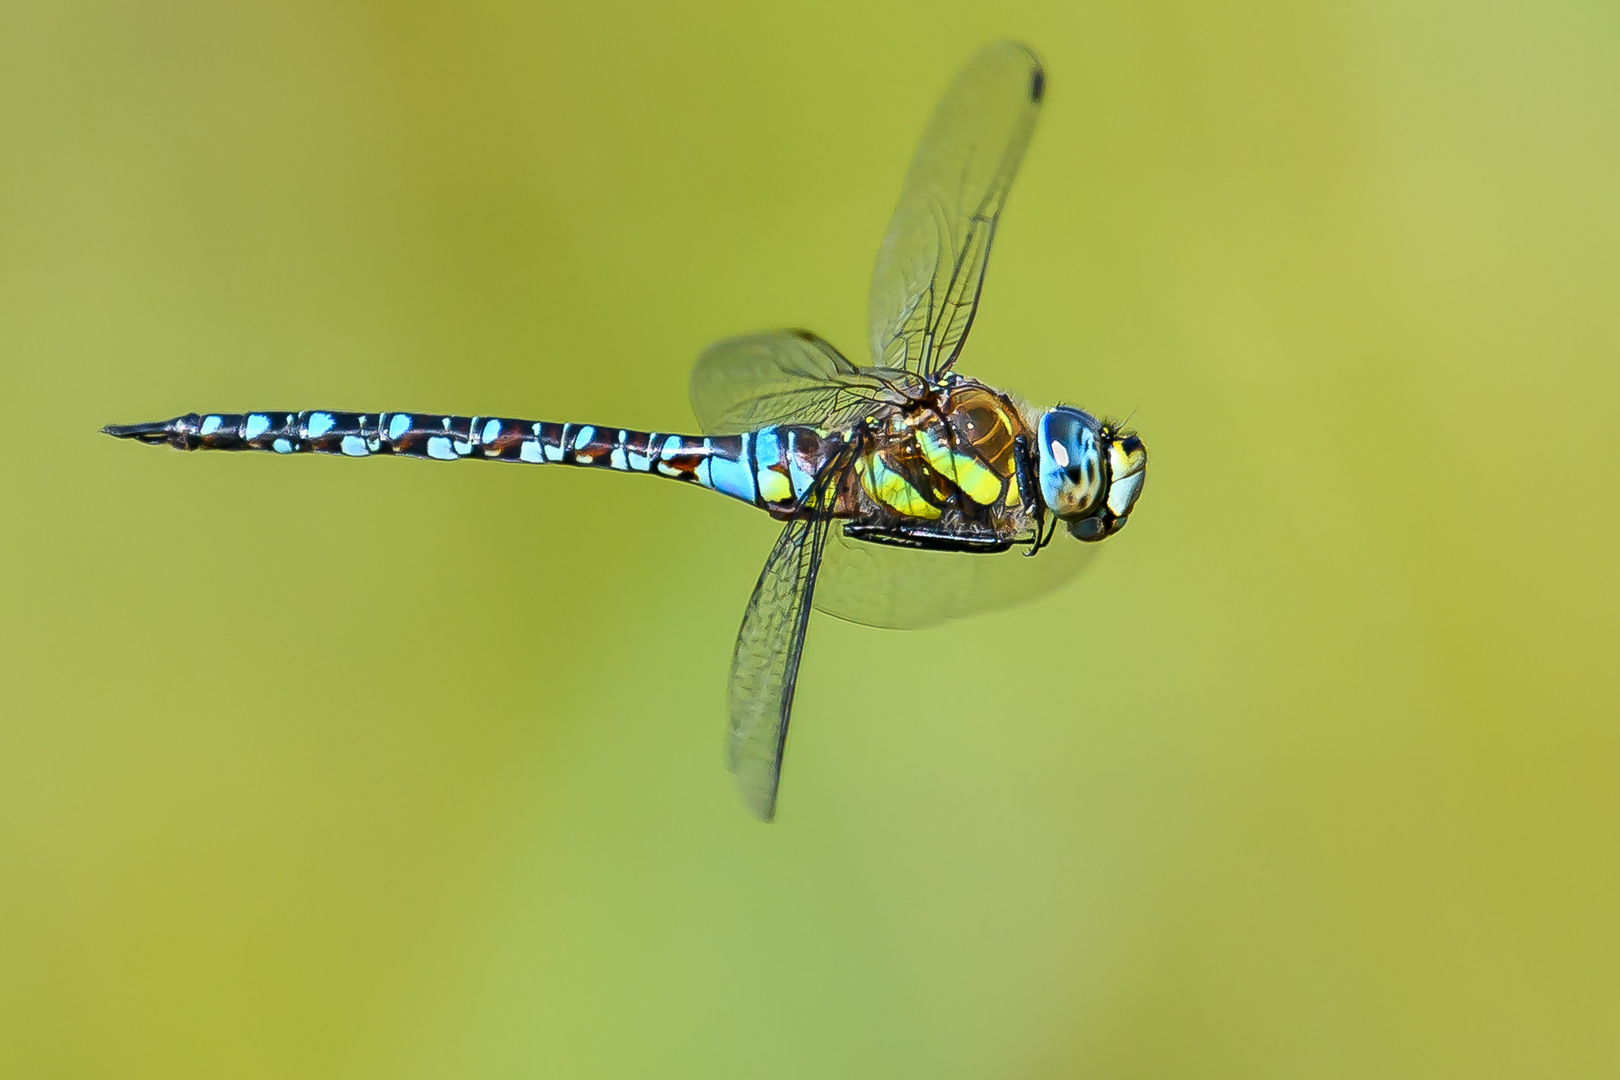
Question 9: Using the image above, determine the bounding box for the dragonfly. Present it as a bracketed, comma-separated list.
[104, 41, 1147, 821]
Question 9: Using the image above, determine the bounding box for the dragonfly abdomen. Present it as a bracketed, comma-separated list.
[103, 410, 828, 513]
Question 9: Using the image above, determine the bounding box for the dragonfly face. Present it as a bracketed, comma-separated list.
[1036, 407, 1148, 542]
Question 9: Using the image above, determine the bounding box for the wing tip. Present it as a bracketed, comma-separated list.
[738, 785, 780, 824]
[985, 40, 1045, 97]
[731, 762, 782, 823]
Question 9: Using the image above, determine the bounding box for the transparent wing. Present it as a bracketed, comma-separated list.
[814, 523, 1095, 630]
[690, 329, 902, 435]
[726, 511, 836, 822]
[869, 41, 1044, 376]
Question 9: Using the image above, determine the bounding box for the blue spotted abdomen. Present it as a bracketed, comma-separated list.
[103, 410, 832, 516]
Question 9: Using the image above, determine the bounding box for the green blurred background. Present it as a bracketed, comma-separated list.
[3, 0, 1616, 1076]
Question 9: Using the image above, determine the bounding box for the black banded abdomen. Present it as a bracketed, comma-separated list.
[103, 410, 834, 515]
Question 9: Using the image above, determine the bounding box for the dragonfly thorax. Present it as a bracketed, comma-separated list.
[837, 380, 1040, 543]
[1036, 406, 1148, 542]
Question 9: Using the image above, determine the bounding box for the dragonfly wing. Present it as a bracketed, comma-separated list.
[690, 329, 902, 435]
[868, 41, 1045, 376]
[726, 512, 836, 821]
[814, 522, 1095, 630]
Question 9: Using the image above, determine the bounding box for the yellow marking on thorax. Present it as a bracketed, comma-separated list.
[915, 427, 1005, 506]
[858, 453, 941, 519]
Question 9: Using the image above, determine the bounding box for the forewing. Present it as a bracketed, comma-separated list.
[814, 523, 1095, 630]
[868, 41, 1044, 376]
[726, 513, 834, 821]
[690, 329, 893, 435]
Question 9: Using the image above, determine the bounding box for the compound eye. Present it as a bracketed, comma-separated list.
[1038, 407, 1105, 519]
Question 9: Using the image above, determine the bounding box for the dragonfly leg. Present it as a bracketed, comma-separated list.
[841, 521, 1012, 554]
[1012, 434, 1048, 556]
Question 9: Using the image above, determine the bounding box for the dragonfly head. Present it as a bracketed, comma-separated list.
[1036, 407, 1148, 542]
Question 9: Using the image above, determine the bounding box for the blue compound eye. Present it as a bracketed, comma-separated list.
[1037, 407, 1104, 521]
